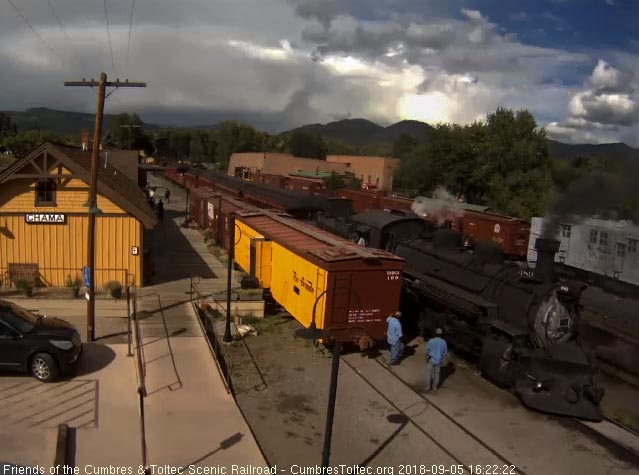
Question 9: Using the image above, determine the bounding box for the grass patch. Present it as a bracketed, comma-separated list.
[0, 155, 15, 173]
[253, 314, 291, 334]
[242, 316, 261, 325]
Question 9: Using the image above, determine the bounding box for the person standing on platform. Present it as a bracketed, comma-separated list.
[164, 188, 171, 203]
[386, 311, 404, 366]
[157, 199, 164, 220]
[425, 328, 448, 392]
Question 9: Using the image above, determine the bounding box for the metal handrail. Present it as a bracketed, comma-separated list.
[190, 276, 233, 394]
[0, 266, 130, 289]
[131, 287, 149, 474]
[132, 289, 146, 395]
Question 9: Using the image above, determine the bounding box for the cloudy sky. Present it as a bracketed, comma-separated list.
[1, 0, 638, 145]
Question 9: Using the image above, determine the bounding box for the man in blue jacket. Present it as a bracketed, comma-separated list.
[425, 328, 447, 391]
[386, 311, 404, 366]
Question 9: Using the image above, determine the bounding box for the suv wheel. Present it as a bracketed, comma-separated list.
[30, 353, 59, 382]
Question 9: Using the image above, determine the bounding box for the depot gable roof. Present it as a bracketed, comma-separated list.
[0, 142, 157, 228]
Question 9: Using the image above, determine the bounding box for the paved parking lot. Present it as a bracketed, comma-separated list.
[0, 342, 131, 467]
[0, 378, 98, 429]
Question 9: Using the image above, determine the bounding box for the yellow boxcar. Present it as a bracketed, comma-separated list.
[233, 218, 271, 288]
[235, 213, 405, 345]
[269, 241, 328, 328]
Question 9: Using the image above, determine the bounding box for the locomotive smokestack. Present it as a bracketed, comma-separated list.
[534, 238, 559, 284]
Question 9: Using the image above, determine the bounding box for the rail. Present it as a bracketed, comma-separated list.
[189, 276, 233, 394]
[0, 266, 130, 291]
[130, 287, 150, 474]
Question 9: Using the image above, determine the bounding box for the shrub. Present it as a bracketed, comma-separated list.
[104, 280, 122, 291]
[14, 279, 34, 295]
[65, 275, 82, 288]
[105, 280, 123, 299]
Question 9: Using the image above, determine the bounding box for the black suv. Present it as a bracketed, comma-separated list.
[0, 300, 82, 382]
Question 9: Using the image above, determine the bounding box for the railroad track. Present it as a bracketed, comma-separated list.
[339, 353, 527, 474]
[574, 415, 639, 460]
[342, 352, 639, 471]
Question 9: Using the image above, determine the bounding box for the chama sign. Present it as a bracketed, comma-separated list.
[25, 213, 67, 224]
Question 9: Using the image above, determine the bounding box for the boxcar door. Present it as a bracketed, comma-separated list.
[614, 242, 626, 275]
[249, 239, 257, 277]
[328, 272, 353, 328]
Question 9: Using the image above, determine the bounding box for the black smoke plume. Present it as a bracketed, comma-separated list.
[542, 171, 639, 238]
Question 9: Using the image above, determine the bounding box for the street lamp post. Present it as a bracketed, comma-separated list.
[182, 187, 190, 228]
[295, 292, 340, 468]
[321, 340, 342, 467]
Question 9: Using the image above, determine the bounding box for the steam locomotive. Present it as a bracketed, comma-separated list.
[317, 210, 604, 420]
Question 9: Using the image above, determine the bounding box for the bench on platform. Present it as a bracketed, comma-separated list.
[6, 263, 40, 287]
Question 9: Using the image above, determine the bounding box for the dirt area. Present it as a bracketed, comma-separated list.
[221, 313, 439, 468]
[217, 312, 639, 471]
[223, 314, 336, 464]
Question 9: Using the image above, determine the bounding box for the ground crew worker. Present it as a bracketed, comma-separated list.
[386, 311, 404, 366]
[425, 328, 447, 391]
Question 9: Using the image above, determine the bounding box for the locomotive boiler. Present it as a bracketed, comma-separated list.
[317, 210, 604, 420]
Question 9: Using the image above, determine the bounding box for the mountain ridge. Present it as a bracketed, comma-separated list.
[2, 107, 637, 162]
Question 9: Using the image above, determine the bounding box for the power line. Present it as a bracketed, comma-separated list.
[6, 0, 63, 64]
[46, 0, 89, 76]
[103, 0, 117, 77]
[125, 0, 136, 74]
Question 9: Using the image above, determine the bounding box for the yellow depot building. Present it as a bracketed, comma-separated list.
[0, 142, 157, 288]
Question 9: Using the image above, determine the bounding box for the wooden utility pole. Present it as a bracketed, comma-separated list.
[65, 73, 146, 342]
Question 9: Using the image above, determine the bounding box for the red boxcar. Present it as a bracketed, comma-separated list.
[380, 195, 413, 214]
[285, 176, 325, 194]
[336, 188, 383, 213]
[251, 173, 288, 188]
[461, 211, 530, 258]
[189, 188, 218, 229]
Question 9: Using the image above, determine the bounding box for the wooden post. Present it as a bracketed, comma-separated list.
[65, 74, 146, 342]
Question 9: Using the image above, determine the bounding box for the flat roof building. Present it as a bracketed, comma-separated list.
[228, 152, 400, 191]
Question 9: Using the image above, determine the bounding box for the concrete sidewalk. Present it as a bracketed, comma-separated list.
[130, 176, 267, 466]
[140, 301, 266, 466]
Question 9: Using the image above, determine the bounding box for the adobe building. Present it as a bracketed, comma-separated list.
[228, 152, 348, 178]
[228, 152, 400, 191]
[326, 155, 399, 190]
[0, 142, 157, 288]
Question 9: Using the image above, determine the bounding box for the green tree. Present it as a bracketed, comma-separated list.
[107, 113, 146, 150]
[325, 138, 356, 155]
[478, 108, 554, 217]
[214, 121, 267, 169]
[392, 133, 419, 159]
[288, 130, 327, 159]
[1, 130, 69, 158]
[0, 113, 18, 143]
[393, 144, 439, 195]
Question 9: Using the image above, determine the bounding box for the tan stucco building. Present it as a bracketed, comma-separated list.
[228, 152, 400, 190]
[326, 155, 399, 190]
